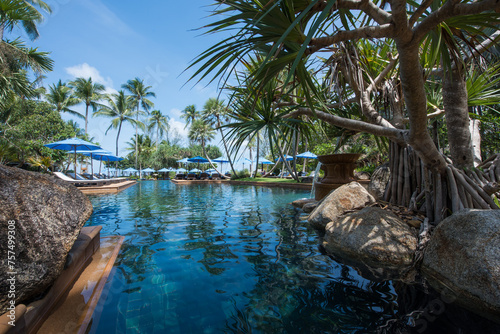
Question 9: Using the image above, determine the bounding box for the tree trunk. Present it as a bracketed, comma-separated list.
[396, 42, 447, 173]
[443, 67, 474, 169]
[135, 107, 139, 169]
[469, 117, 481, 167]
[255, 132, 260, 177]
[85, 104, 89, 135]
[116, 122, 122, 156]
[217, 116, 238, 177]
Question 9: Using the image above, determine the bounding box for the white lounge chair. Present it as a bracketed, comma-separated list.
[53, 172, 109, 187]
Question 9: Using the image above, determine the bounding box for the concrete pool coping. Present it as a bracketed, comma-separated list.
[0, 226, 124, 334]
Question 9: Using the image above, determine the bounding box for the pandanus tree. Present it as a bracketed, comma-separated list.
[225, 65, 314, 182]
[122, 77, 155, 168]
[190, 0, 500, 223]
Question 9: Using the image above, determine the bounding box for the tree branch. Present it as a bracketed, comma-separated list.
[408, 0, 435, 28]
[307, 24, 394, 54]
[403, 108, 445, 124]
[336, 0, 392, 25]
[367, 55, 398, 93]
[413, 0, 500, 43]
[283, 107, 406, 143]
[391, 0, 412, 43]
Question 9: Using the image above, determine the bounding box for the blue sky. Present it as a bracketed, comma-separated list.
[20, 0, 231, 157]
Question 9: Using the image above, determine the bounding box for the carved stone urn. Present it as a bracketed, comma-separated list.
[314, 153, 361, 201]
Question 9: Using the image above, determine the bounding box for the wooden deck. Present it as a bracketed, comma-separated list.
[77, 180, 137, 195]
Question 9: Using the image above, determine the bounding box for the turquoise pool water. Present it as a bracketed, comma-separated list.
[84, 181, 447, 333]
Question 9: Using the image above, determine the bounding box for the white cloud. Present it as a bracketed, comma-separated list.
[65, 63, 118, 95]
[169, 108, 182, 119]
[169, 118, 189, 140]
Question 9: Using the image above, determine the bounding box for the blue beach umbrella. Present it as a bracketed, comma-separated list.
[213, 156, 230, 163]
[45, 137, 102, 175]
[255, 157, 274, 173]
[296, 151, 318, 159]
[188, 156, 209, 163]
[157, 168, 170, 172]
[96, 155, 123, 177]
[213, 157, 230, 174]
[124, 167, 138, 176]
[177, 157, 190, 169]
[142, 168, 156, 173]
[256, 157, 274, 164]
[275, 155, 294, 162]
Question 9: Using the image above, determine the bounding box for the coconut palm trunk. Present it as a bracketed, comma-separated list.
[135, 107, 139, 168]
[217, 116, 238, 177]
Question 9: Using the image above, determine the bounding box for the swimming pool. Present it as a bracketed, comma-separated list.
[84, 181, 477, 333]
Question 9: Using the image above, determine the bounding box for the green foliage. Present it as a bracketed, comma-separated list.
[312, 142, 336, 156]
[479, 113, 500, 159]
[0, 100, 76, 167]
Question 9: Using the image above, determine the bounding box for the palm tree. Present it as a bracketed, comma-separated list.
[45, 80, 81, 118]
[67, 120, 85, 138]
[148, 110, 170, 148]
[122, 77, 155, 168]
[69, 77, 105, 135]
[0, 0, 51, 41]
[0, 40, 53, 110]
[94, 90, 137, 156]
[202, 97, 238, 175]
[181, 104, 199, 128]
[188, 119, 219, 171]
[126, 134, 153, 175]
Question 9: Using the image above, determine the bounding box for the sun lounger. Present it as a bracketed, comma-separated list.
[70, 172, 125, 184]
[53, 172, 108, 187]
[175, 173, 186, 180]
[186, 173, 197, 180]
[199, 172, 209, 180]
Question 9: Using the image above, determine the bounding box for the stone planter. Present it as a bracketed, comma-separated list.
[314, 153, 361, 200]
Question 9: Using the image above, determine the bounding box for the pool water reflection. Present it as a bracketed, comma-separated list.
[86, 181, 400, 333]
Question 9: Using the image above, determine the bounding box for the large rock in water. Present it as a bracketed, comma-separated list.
[0, 165, 93, 314]
[422, 209, 500, 322]
[323, 207, 417, 267]
[308, 182, 375, 231]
